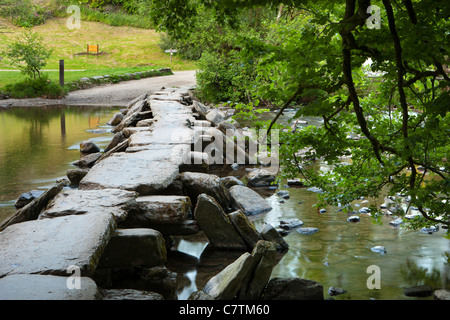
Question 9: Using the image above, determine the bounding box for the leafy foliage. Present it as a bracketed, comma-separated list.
[4, 74, 67, 99]
[115, 0, 450, 234]
[3, 30, 52, 80]
[0, 0, 49, 27]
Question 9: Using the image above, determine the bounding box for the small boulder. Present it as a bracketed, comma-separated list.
[73, 152, 102, 168]
[14, 190, 45, 209]
[193, 194, 247, 250]
[279, 218, 304, 230]
[297, 227, 319, 235]
[403, 285, 433, 297]
[80, 140, 101, 154]
[180, 172, 230, 209]
[188, 290, 214, 300]
[434, 289, 450, 300]
[246, 169, 277, 187]
[276, 190, 290, 199]
[104, 132, 126, 153]
[98, 228, 167, 268]
[66, 168, 90, 185]
[239, 240, 277, 300]
[389, 218, 403, 227]
[229, 185, 272, 215]
[106, 112, 124, 126]
[347, 215, 360, 222]
[202, 252, 254, 300]
[220, 176, 244, 189]
[260, 223, 289, 251]
[371, 246, 387, 254]
[263, 277, 324, 300]
[328, 287, 347, 296]
[205, 108, 225, 126]
[228, 210, 263, 249]
[287, 178, 303, 186]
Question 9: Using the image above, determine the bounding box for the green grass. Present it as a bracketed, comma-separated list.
[0, 17, 197, 91]
[0, 66, 173, 93]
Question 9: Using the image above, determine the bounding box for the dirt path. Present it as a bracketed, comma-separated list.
[0, 70, 197, 108]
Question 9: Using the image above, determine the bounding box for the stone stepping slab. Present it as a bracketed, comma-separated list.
[79, 148, 181, 195]
[0, 274, 101, 300]
[39, 188, 138, 223]
[0, 212, 116, 278]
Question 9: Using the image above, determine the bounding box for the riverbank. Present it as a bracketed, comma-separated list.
[0, 70, 197, 108]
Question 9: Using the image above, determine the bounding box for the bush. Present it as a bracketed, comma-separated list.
[0, 0, 49, 27]
[196, 51, 256, 104]
[5, 75, 67, 99]
[3, 30, 52, 80]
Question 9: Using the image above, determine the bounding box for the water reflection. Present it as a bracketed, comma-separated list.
[168, 171, 449, 300]
[0, 105, 121, 222]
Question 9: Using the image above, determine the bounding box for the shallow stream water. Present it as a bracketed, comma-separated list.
[0, 105, 120, 222]
[0, 106, 448, 300]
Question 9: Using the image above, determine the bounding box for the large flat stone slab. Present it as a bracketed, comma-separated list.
[128, 126, 193, 147]
[0, 212, 116, 277]
[149, 100, 193, 118]
[39, 188, 138, 222]
[79, 149, 180, 195]
[0, 274, 101, 300]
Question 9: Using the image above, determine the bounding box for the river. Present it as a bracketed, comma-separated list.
[0, 106, 448, 300]
[0, 105, 120, 222]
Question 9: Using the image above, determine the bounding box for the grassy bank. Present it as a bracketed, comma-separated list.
[0, 18, 196, 90]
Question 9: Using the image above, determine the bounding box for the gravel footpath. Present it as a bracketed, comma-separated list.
[0, 70, 197, 108]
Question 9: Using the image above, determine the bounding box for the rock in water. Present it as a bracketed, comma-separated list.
[228, 210, 263, 249]
[14, 190, 44, 209]
[66, 168, 90, 185]
[260, 223, 289, 251]
[328, 287, 347, 296]
[107, 112, 125, 126]
[434, 289, 450, 300]
[98, 228, 167, 268]
[239, 240, 277, 300]
[80, 140, 100, 154]
[202, 252, 254, 300]
[262, 277, 324, 300]
[180, 172, 231, 209]
[229, 185, 272, 215]
[347, 215, 360, 222]
[246, 169, 277, 187]
[279, 218, 304, 229]
[403, 285, 433, 297]
[371, 246, 387, 254]
[297, 227, 319, 235]
[194, 194, 247, 250]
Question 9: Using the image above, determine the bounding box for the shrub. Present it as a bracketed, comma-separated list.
[196, 51, 256, 104]
[3, 30, 52, 80]
[0, 0, 49, 27]
[5, 75, 67, 99]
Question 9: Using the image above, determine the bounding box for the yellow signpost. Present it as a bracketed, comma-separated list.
[87, 44, 99, 58]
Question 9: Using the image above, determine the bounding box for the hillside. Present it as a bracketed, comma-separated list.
[0, 17, 196, 88]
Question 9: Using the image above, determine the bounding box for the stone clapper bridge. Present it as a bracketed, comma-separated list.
[0, 87, 323, 300]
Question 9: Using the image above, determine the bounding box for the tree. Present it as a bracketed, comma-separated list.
[149, 0, 450, 235]
[3, 30, 52, 80]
